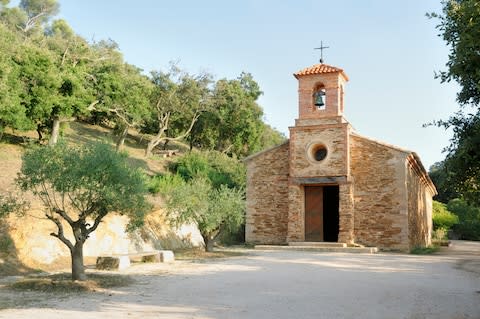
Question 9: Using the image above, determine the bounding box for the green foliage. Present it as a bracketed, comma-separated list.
[428, 1, 480, 206]
[0, 24, 33, 137]
[142, 65, 212, 156]
[432, 227, 448, 241]
[429, 161, 460, 203]
[19, 0, 59, 19]
[190, 72, 266, 157]
[0, 193, 28, 218]
[428, 0, 480, 107]
[159, 150, 247, 250]
[14, 42, 59, 133]
[259, 124, 287, 150]
[163, 177, 245, 251]
[16, 141, 151, 280]
[410, 246, 440, 255]
[0, 0, 9, 10]
[448, 198, 480, 240]
[93, 57, 153, 149]
[444, 116, 480, 206]
[170, 151, 246, 189]
[18, 141, 151, 229]
[147, 173, 184, 194]
[432, 200, 459, 231]
[0, 235, 14, 253]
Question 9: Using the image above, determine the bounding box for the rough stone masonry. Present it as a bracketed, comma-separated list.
[245, 63, 436, 251]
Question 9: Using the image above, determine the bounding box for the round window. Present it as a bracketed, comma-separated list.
[310, 144, 328, 162]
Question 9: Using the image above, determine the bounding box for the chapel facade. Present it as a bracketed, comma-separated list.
[245, 63, 437, 251]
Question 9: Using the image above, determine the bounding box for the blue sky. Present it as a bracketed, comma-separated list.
[54, 0, 457, 169]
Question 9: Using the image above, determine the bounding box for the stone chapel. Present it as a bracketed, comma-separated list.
[245, 63, 437, 251]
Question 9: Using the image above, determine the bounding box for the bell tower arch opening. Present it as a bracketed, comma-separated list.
[294, 64, 349, 121]
[313, 83, 326, 110]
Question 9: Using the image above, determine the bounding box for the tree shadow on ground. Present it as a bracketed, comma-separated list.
[0, 132, 38, 149]
[0, 250, 478, 318]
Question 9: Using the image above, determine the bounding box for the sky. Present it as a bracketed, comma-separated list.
[52, 0, 458, 169]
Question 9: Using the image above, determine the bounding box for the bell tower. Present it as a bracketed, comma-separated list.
[293, 63, 348, 125]
[287, 63, 353, 243]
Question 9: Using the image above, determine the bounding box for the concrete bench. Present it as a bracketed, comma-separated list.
[96, 250, 174, 270]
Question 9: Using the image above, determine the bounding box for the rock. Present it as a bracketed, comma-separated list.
[96, 256, 131, 270]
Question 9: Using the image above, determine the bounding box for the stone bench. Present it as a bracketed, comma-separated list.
[154, 149, 179, 158]
[96, 250, 175, 270]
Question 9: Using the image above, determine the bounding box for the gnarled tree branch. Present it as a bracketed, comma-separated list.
[46, 213, 73, 251]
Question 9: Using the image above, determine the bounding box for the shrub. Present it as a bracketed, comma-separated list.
[163, 177, 245, 251]
[432, 227, 448, 241]
[448, 199, 480, 240]
[170, 151, 246, 189]
[432, 200, 459, 231]
[161, 150, 247, 247]
[147, 173, 184, 195]
[0, 236, 14, 253]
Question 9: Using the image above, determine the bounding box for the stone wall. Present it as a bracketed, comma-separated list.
[245, 142, 290, 244]
[350, 134, 410, 250]
[407, 157, 433, 248]
[289, 124, 349, 178]
[338, 182, 355, 244]
[286, 183, 304, 241]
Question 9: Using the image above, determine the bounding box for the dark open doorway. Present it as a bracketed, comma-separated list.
[323, 185, 339, 242]
[304, 185, 339, 242]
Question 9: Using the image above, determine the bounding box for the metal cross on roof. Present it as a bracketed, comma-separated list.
[314, 41, 329, 64]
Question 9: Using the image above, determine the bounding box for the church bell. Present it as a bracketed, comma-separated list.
[314, 90, 325, 107]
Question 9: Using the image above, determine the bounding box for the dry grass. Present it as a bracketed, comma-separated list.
[8, 272, 134, 293]
[174, 248, 247, 261]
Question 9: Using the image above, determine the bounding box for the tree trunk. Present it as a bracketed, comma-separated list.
[116, 126, 128, 151]
[36, 126, 43, 141]
[71, 241, 87, 281]
[49, 117, 61, 146]
[203, 235, 214, 252]
[145, 130, 166, 157]
[145, 138, 158, 157]
[162, 139, 170, 150]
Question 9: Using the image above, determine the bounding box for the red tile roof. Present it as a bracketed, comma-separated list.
[294, 63, 348, 80]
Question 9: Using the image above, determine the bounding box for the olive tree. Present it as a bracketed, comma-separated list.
[163, 178, 244, 252]
[143, 66, 212, 157]
[15, 142, 151, 280]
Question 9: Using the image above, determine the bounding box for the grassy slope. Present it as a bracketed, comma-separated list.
[0, 122, 181, 276]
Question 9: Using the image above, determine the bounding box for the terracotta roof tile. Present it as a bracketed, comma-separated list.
[294, 63, 348, 80]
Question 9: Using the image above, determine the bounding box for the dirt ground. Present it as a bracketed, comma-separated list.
[0, 241, 479, 319]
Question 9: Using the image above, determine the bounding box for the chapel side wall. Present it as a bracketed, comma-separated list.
[406, 163, 433, 249]
[350, 135, 409, 250]
[245, 143, 290, 244]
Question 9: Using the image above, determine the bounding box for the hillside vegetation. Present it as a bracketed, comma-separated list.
[0, 0, 286, 277]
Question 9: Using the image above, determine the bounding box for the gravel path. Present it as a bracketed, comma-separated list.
[1, 242, 479, 319]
